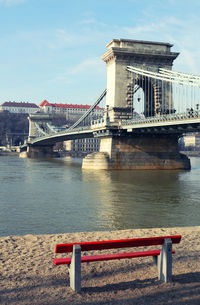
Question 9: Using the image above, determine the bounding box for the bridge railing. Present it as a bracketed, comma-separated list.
[122, 110, 200, 126]
[91, 118, 105, 128]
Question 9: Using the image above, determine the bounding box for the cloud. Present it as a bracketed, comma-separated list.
[17, 28, 98, 53]
[80, 18, 97, 25]
[0, 0, 26, 6]
[68, 57, 104, 75]
[50, 57, 105, 86]
[79, 10, 106, 27]
[80, 18, 106, 27]
[121, 16, 184, 38]
[119, 15, 200, 74]
[15, 29, 78, 53]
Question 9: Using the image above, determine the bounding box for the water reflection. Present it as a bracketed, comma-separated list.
[82, 167, 198, 230]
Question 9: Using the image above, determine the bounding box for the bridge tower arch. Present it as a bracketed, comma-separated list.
[102, 39, 179, 120]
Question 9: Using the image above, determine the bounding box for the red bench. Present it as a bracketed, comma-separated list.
[53, 235, 181, 292]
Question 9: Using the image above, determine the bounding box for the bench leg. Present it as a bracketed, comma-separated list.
[157, 238, 172, 283]
[153, 255, 158, 265]
[69, 245, 81, 292]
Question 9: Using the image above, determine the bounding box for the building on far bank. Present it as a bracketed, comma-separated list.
[181, 133, 200, 151]
[38, 100, 104, 121]
[0, 101, 39, 114]
[64, 138, 100, 155]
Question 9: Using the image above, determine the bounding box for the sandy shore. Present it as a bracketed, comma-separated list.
[0, 226, 200, 305]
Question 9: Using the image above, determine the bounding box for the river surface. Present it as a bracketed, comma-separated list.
[0, 155, 200, 237]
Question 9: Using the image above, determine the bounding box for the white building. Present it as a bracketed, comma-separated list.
[183, 133, 200, 150]
[0, 101, 39, 114]
[183, 135, 196, 148]
[64, 138, 100, 154]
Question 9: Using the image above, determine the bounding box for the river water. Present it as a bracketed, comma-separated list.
[0, 155, 200, 237]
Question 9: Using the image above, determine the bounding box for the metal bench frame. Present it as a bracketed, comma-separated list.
[53, 235, 181, 292]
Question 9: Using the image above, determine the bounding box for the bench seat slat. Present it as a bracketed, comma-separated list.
[55, 235, 181, 253]
[53, 249, 175, 265]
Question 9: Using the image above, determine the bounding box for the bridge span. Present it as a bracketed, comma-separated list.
[21, 39, 200, 170]
[29, 113, 200, 147]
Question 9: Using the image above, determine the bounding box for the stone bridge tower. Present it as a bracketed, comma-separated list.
[24, 113, 54, 158]
[28, 113, 53, 141]
[82, 39, 190, 170]
[102, 39, 179, 121]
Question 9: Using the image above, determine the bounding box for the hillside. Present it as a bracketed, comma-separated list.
[0, 112, 76, 146]
[0, 112, 29, 146]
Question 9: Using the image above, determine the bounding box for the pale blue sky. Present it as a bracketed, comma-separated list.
[0, 0, 200, 105]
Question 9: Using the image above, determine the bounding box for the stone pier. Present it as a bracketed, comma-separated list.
[19, 144, 54, 159]
[82, 134, 190, 170]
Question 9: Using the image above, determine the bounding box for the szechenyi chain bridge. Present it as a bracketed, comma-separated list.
[21, 39, 200, 170]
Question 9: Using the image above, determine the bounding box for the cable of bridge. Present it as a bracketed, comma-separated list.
[34, 122, 48, 136]
[66, 89, 107, 131]
[127, 65, 200, 117]
[127, 66, 200, 86]
[159, 68, 200, 81]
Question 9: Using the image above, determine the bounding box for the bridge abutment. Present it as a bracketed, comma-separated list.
[23, 144, 55, 159]
[82, 134, 190, 170]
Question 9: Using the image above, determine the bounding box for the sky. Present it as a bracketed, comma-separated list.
[0, 0, 200, 105]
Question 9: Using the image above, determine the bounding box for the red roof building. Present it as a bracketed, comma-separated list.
[38, 100, 52, 107]
[38, 100, 103, 116]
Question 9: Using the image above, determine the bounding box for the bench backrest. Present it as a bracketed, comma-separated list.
[55, 235, 181, 253]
